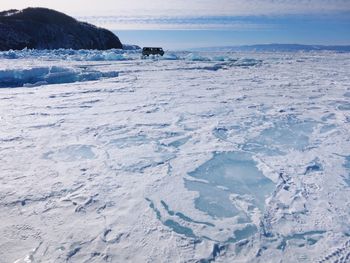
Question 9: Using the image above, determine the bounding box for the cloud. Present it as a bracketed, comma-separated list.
[149, 0, 350, 16]
[1, 0, 349, 16]
[79, 16, 275, 30]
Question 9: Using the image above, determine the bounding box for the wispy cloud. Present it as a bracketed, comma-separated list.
[80, 16, 275, 30]
[135, 0, 350, 16]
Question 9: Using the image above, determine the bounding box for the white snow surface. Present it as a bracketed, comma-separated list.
[0, 49, 349, 262]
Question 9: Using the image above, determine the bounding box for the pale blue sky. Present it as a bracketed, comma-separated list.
[1, 1, 349, 48]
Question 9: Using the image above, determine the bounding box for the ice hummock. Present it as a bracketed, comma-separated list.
[0, 48, 262, 65]
[0, 66, 118, 88]
[0, 48, 137, 61]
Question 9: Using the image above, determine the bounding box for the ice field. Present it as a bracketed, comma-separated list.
[0, 49, 349, 262]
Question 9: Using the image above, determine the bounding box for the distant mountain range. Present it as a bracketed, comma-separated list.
[193, 44, 350, 52]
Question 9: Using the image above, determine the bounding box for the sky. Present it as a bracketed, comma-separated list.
[1, 0, 350, 48]
[1, 0, 350, 17]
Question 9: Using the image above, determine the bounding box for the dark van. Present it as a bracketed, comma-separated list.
[142, 47, 164, 56]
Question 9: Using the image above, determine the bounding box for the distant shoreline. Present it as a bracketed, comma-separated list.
[191, 44, 350, 52]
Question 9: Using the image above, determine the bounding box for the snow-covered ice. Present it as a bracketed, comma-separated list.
[0, 49, 349, 262]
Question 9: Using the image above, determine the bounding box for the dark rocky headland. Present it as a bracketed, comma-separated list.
[0, 7, 123, 51]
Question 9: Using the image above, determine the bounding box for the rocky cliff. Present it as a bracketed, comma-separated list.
[0, 8, 123, 50]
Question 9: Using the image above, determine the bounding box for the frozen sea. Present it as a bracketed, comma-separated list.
[0, 49, 349, 262]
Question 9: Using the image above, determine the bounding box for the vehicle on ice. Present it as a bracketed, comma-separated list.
[142, 47, 164, 57]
